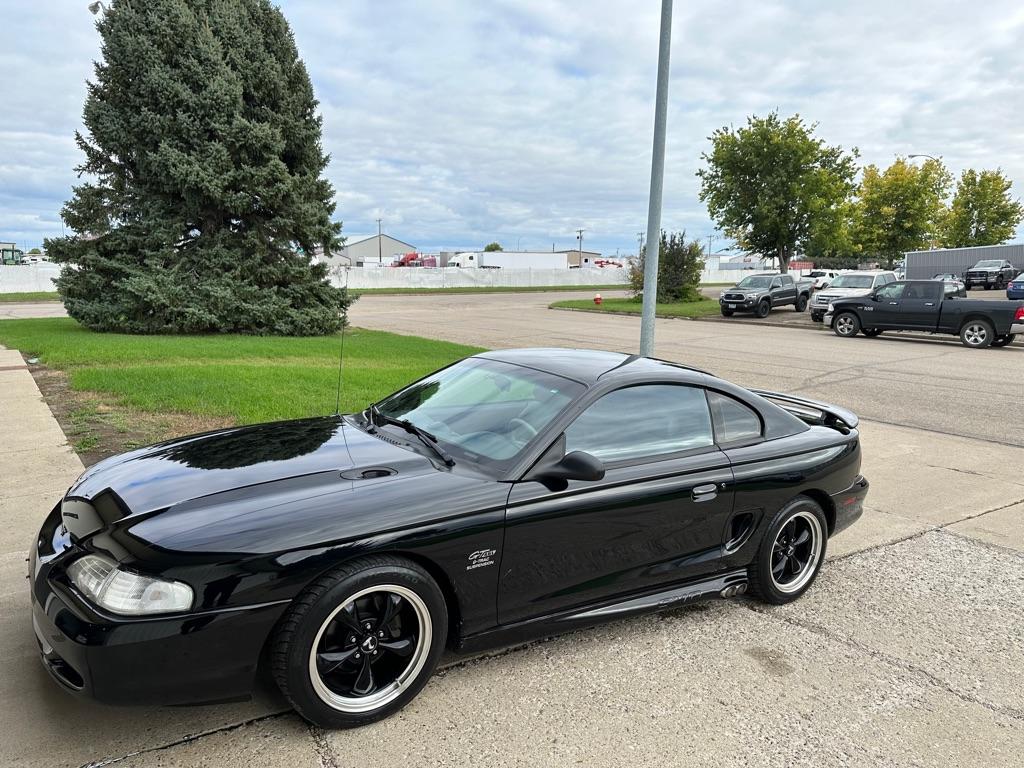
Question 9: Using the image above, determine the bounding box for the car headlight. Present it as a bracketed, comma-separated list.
[66, 554, 193, 615]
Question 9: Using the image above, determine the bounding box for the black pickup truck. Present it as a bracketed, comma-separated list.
[825, 279, 1024, 348]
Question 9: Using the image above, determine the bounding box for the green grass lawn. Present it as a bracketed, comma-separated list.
[0, 318, 482, 424]
[0, 291, 61, 303]
[550, 297, 721, 319]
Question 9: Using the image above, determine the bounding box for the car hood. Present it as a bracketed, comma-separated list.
[62, 417, 432, 535]
[816, 287, 872, 300]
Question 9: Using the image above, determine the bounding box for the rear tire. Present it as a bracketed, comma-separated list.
[832, 312, 861, 337]
[755, 300, 771, 319]
[862, 328, 882, 337]
[748, 496, 828, 605]
[271, 555, 447, 729]
[960, 319, 994, 348]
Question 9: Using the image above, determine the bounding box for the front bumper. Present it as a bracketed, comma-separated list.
[830, 475, 869, 536]
[719, 296, 757, 311]
[29, 507, 288, 706]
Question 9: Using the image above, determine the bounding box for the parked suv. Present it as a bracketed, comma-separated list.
[719, 273, 813, 318]
[810, 270, 899, 322]
[963, 259, 1018, 290]
[805, 270, 840, 290]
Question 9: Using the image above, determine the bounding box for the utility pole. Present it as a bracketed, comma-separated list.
[376, 218, 383, 265]
[637, 231, 645, 257]
[639, 0, 673, 357]
[576, 229, 585, 261]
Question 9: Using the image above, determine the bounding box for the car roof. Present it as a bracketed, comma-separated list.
[476, 348, 709, 386]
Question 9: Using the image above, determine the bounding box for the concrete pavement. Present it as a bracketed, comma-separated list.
[0, 302, 67, 320]
[1, 290, 1023, 767]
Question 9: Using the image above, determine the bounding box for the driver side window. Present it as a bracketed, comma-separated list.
[564, 385, 714, 463]
[875, 282, 905, 300]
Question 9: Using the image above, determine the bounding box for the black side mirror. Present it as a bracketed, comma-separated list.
[870, 293, 881, 301]
[524, 435, 605, 488]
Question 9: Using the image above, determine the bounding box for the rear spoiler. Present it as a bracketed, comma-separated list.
[750, 389, 859, 433]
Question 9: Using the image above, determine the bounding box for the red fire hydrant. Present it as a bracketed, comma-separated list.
[593, 293, 603, 306]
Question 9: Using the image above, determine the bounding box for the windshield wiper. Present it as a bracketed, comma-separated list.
[366, 405, 454, 467]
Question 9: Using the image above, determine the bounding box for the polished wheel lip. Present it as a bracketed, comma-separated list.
[308, 584, 431, 714]
[770, 510, 823, 594]
[963, 323, 989, 346]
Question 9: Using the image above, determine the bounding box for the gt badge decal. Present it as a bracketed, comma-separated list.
[467, 549, 497, 571]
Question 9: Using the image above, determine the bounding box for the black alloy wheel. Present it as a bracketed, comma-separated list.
[755, 300, 771, 318]
[795, 294, 808, 312]
[748, 496, 828, 605]
[721, 308, 734, 317]
[272, 555, 447, 728]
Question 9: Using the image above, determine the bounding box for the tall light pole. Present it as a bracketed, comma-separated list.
[639, 0, 674, 357]
[637, 231, 645, 257]
[907, 153, 939, 162]
[576, 229, 585, 262]
[376, 218, 383, 264]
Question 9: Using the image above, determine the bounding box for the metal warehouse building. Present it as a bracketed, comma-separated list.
[904, 243, 1024, 279]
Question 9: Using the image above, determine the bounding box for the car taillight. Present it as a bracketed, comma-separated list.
[1016, 306, 1024, 321]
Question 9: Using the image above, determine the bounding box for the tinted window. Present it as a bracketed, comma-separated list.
[904, 282, 940, 300]
[875, 282, 905, 300]
[707, 392, 762, 443]
[564, 385, 713, 462]
[830, 275, 873, 289]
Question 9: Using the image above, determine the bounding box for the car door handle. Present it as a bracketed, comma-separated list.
[924, 302, 935, 306]
[692, 483, 718, 502]
[888, 301, 898, 305]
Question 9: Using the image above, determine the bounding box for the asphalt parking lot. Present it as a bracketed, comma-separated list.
[1, 291, 1022, 767]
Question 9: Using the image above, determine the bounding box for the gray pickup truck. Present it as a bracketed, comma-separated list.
[719, 273, 813, 318]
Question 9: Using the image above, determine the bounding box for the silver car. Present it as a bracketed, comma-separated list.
[810, 271, 899, 322]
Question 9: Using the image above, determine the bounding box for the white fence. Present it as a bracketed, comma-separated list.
[330, 266, 630, 290]
[0, 263, 61, 293]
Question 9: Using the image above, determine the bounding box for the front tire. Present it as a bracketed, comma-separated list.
[721, 308, 734, 317]
[832, 311, 861, 337]
[748, 497, 828, 605]
[795, 294, 808, 312]
[755, 300, 771, 318]
[271, 555, 448, 729]
[960, 319, 994, 348]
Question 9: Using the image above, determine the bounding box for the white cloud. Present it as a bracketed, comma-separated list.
[1, 0, 1022, 254]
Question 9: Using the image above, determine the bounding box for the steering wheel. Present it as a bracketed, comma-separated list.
[508, 418, 538, 441]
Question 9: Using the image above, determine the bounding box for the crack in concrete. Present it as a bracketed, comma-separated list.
[308, 725, 340, 768]
[77, 710, 290, 768]
[745, 601, 1024, 724]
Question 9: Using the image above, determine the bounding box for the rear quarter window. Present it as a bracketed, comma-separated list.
[707, 392, 763, 444]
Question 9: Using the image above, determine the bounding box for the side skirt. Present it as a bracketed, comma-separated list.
[455, 569, 748, 655]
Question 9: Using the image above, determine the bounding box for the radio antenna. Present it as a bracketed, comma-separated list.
[333, 266, 349, 415]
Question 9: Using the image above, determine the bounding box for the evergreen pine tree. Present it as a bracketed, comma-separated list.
[46, 0, 350, 335]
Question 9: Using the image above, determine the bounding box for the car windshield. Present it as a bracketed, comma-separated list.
[373, 357, 584, 469]
[828, 275, 873, 289]
[807, 271, 825, 278]
[735, 275, 775, 289]
[973, 260, 1001, 268]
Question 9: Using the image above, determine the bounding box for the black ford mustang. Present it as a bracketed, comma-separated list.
[30, 349, 867, 728]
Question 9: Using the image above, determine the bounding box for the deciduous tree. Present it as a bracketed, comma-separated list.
[628, 231, 705, 302]
[698, 113, 858, 273]
[852, 158, 951, 268]
[483, 242, 503, 252]
[941, 169, 1023, 248]
[46, 0, 349, 335]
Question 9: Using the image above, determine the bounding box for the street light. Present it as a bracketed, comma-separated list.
[907, 153, 939, 162]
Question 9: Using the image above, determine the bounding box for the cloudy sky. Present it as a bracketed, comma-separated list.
[2, 0, 1023, 255]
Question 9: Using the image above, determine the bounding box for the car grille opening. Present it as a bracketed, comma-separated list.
[45, 655, 85, 690]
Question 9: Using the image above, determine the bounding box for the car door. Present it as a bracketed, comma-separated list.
[497, 384, 735, 625]
[898, 281, 943, 329]
[866, 280, 906, 328]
